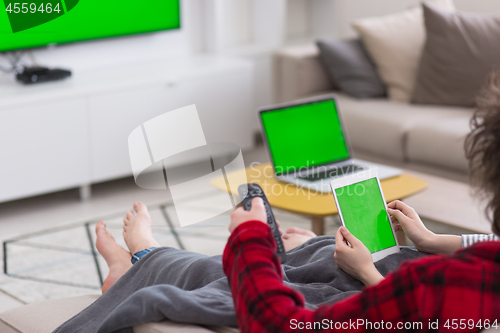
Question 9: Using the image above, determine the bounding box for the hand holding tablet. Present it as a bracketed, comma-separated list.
[334, 226, 385, 285]
[331, 170, 400, 262]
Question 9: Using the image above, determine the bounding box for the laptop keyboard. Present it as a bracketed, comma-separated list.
[297, 164, 365, 182]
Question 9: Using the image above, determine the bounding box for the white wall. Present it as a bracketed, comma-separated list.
[252, 0, 287, 48]
[454, 0, 500, 13]
[286, 0, 311, 40]
[222, 1, 254, 47]
[310, 0, 337, 40]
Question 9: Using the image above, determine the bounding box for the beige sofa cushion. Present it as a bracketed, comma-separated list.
[1, 295, 497, 333]
[412, 3, 500, 107]
[406, 112, 473, 172]
[0, 295, 236, 333]
[0, 295, 100, 333]
[134, 322, 238, 333]
[336, 93, 470, 162]
[352, 0, 455, 102]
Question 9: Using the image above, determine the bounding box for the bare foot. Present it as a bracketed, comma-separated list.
[282, 227, 317, 251]
[95, 221, 133, 293]
[122, 201, 160, 255]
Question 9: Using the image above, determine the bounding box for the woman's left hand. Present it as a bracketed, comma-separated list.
[334, 227, 384, 286]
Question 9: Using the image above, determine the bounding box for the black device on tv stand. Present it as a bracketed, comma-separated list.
[16, 66, 72, 84]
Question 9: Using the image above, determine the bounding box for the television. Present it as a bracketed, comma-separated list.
[0, 0, 181, 53]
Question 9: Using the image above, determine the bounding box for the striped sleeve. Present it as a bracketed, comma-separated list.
[462, 234, 500, 247]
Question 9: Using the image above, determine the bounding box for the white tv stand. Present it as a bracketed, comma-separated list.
[0, 55, 256, 203]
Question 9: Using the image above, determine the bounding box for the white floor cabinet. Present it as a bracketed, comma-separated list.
[0, 56, 256, 202]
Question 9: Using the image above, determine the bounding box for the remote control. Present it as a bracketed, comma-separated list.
[238, 183, 286, 262]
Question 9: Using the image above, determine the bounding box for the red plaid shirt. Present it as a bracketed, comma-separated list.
[223, 221, 500, 332]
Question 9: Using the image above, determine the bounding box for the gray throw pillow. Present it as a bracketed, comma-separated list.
[412, 3, 500, 107]
[316, 39, 386, 99]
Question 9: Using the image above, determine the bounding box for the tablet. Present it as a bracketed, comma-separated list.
[330, 171, 400, 261]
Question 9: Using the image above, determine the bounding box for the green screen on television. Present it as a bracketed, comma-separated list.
[0, 0, 180, 52]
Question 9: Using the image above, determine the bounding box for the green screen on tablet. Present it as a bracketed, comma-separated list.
[335, 177, 396, 253]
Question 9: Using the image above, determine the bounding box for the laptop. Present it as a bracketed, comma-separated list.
[258, 94, 402, 193]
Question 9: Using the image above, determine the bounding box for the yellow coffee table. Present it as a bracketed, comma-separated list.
[211, 163, 428, 235]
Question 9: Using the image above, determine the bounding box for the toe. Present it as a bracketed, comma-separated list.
[123, 217, 128, 225]
[96, 221, 106, 234]
[97, 222, 116, 241]
[95, 222, 118, 255]
[133, 201, 149, 215]
[126, 210, 134, 220]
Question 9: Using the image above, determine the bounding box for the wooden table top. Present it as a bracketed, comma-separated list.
[211, 163, 428, 217]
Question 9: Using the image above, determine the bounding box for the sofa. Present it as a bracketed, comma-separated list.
[274, 43, 474, 184]
[1, 294, 499, 333]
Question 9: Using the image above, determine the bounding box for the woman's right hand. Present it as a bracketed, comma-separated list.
[387, 200, 436, 253]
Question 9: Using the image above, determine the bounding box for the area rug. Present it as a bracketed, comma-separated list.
[1, 191, 317, 304]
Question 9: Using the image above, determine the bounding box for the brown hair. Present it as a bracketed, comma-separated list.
[465, 72, 500, 236]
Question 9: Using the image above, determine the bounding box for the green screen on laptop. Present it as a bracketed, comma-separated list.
[260, 99, 349, 175]
[335, 177, 396, 253]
